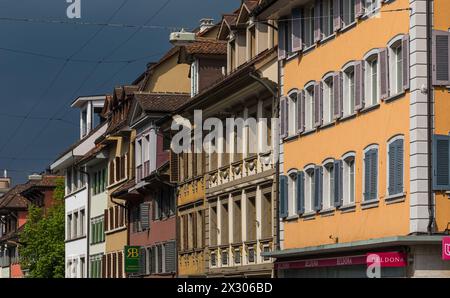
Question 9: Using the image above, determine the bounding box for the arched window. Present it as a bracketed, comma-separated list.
[322, 73, 334, 124]
[304, 164, 316, 212]
[342, 63, 356, 116]
[287, 90, 298, 136]
[322, 159, 335, 209]
[304, 82, 315, 130]
[342, 152, 356, 205]
[364, 50, 380, 107]
[287, 169, 298, 216]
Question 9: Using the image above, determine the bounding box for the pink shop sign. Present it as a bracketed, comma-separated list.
[443, 236, 450, 261]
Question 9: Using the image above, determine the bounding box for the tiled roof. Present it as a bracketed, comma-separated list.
[182, 39, 227, 56]
[134, 92, 190, 113]
[0, 184, 29, 210]
[243, 0, 260, 10]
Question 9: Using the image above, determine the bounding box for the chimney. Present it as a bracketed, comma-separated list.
[199, 18, 214, 33]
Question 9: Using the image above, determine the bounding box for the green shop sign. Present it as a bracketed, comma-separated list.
[124, 246, 141, 273]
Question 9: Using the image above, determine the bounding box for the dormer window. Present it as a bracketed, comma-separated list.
[248, 25, 256, 60]
[81, 109, 88, 137]
[190, 60, 199, 97]
[228, 39, 236, 73]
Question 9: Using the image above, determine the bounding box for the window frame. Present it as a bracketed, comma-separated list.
[287, 168, 298, 217]
[304, 81, 315, 131]
[363, 49, 380, 107]
[322, 159, 335, 210]
[342, 62, 356, 116]
[287, 89, 299, 136]
[342, 151, 356, 206]
[388, 35, 405, 96]
[303, 164, 316, 213]
[321, 72, 335, 124]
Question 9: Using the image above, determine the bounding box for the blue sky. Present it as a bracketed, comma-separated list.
[0, 0, 239, 185]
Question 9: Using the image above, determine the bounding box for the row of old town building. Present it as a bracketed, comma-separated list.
[1, 0, 450, 278]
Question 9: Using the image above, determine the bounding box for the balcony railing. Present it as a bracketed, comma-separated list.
[208, 239, 273, 269]
[207, 151, 273, 190]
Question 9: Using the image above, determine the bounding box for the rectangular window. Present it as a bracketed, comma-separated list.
[322, 0, 333, 37]
[390, 43, 404, 95]
[232, 194, 242, 243]
[343, 157, 355, 205]
[209, 206, 218, 246]
[304, 6, 314, 47]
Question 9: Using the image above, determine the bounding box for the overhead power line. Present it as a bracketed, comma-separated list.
[0, 0, 133, 164]
[14, 0, 173, 163]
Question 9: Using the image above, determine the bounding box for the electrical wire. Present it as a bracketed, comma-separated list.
[0, 0, 133, 164]
[13, 0, 173, 162]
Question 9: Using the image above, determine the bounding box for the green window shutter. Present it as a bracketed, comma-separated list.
[333, 160, 343, 207]
[296, 171, 305, 214]
[164, 241, 176, 273]
[279, 175, 288, 218]
[432, 134, 450, 190]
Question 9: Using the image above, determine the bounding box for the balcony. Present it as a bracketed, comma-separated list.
[208, 239, 273, 269]
[206, 151, 274, 190]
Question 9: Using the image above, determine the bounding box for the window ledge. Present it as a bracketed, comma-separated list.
[284, 134, 298, 142]
[339, 203, 356, 213]
[385, 192, 406, 204]
[319, 34, 335, 45]
[302, 45, 315, 55]
[300, 128, 316, 137]
[320, 121, 335, 130]
[65, 234, 86, 243]
[339, 21, 357, 34]
[105, 226, 127, 235]
[286, 52, 299, 62]
[360, 103, 380, 114]
[361, 199, 379, 209]
[64, 186, 87, 199]
[384, 91, 406, 103]
[319, 207, 335, 217]
[284, 214, 299, 222]
[339, 113, 357, 122]
[301, 211, 316, 220]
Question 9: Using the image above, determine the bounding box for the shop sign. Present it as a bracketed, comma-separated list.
[443, 236, 450, 260]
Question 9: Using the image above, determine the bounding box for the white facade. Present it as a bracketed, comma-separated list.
[50, 95, 106, 278]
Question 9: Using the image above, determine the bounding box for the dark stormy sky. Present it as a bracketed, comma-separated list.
[0, 0, 239, 185]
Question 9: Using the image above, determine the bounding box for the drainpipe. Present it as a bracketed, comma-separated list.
[426, 0, 434, 235]
[248, 71, 279, 278]
[79, 169, 90, 278]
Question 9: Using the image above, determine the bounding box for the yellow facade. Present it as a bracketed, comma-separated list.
[282, 0, 412, 249]
[177, 177, 206, 277]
